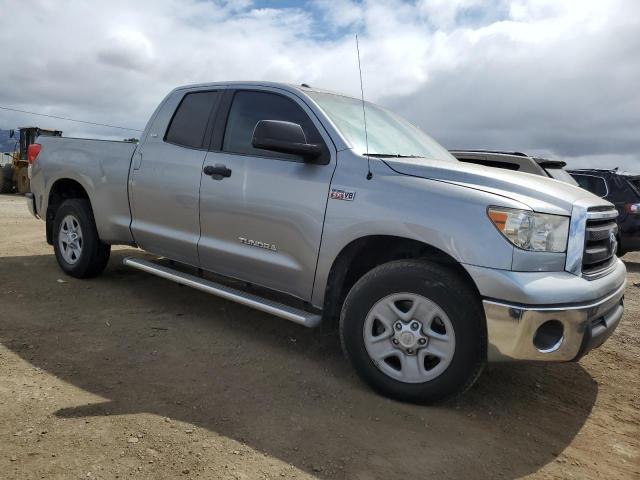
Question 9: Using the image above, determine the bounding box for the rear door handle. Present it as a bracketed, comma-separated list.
[203, 164, 232, 179]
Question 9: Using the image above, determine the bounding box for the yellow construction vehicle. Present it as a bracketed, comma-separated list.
[0, 127, 62, 194]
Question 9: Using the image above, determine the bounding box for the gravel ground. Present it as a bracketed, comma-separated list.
[0, 193, 638, 479]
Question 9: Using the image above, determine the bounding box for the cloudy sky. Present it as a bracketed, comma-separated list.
[1, 0, 638, 170]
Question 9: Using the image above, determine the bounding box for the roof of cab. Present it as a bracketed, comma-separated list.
[172, 81, 357, 99]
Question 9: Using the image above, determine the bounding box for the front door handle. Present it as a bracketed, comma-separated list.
[203, 164, 232, 179]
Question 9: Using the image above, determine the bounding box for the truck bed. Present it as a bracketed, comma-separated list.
[33, 136, 138, 244]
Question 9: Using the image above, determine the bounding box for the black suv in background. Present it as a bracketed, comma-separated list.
[450, 150, 578, 185]
[569, 169, 640, 255]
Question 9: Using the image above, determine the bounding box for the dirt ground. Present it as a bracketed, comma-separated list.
[0, 193, 638, 480]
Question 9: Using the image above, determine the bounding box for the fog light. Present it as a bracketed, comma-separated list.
[533, 320, 564, 353]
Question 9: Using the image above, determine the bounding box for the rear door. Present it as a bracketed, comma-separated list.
[197, 88, 336, 301]
[130, 89, 222, 265]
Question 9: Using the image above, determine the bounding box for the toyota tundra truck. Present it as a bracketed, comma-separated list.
[25, 82, 626, 403]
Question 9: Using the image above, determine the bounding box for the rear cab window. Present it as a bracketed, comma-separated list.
[165, 91, 221, 149]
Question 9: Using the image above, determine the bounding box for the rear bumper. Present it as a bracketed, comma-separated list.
[25, 192, 39, 218]
[483, 282, 625, 362]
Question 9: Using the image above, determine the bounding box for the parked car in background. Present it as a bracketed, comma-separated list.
[450, 150, 578, 185]
[569, 169, 640, 255]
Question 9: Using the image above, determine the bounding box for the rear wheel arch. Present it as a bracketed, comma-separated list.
[322, 235, 483, 325]
[46, 178, 92, 245]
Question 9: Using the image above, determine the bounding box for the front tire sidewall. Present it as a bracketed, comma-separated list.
[341, 261, 486, 403]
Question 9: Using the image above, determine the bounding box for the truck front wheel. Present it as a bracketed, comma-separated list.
[340, 260, 486, 403]
[52, 199, 111, 278]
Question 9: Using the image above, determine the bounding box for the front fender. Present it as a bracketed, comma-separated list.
[311, 155, 524, 308]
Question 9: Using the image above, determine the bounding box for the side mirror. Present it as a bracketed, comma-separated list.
[252, 120, 321, 162]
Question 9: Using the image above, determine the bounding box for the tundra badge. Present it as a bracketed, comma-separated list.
[239, 237, 277, 252]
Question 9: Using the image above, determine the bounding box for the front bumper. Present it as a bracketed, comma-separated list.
[483, 282, 625, 362]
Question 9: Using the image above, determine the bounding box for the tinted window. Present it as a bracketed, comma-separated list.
[628, 177, 640, 197]
[572, 174, 608, 197]
[546, 167, 578, 185]
[223, 91, 324, 161]
[165, 91, 220, 149]
[457, 158, 520, 171]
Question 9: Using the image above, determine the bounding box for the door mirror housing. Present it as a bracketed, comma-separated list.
[252, 120, 321, 162]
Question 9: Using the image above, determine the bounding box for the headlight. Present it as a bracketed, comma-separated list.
[487, 207, 569, 253]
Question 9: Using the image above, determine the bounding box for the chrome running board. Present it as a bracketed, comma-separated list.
[123, 257, 322, 328]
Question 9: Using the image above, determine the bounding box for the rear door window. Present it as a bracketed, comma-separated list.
[165, 91, 221, 149]
[572, 174, 608, 197]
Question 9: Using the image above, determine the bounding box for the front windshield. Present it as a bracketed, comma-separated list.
[306, 91, 457, 162]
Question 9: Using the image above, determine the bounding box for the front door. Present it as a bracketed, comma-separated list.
[198, 88, 335, 301]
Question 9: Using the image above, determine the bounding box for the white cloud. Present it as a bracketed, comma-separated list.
[97, 30, 155, 71]
[0, 0, 638, 171]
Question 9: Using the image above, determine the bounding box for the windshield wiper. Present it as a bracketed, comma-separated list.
[363, 153, 423, 158]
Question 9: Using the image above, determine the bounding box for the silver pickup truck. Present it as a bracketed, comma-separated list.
[26, 82, 626, 403]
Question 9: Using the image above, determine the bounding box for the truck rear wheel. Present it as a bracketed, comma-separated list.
[16, 166, 30, 194]
[340, 259, 486, 403]
[53, 199, 111, 278]
[0, 164, 15, 193]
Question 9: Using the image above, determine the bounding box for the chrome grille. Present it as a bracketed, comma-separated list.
[582, 208, 618, 277]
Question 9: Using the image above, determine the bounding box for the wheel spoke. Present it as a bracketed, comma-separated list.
[366, 329, 393, 346]
[386, 296, 418, 322]
[400, 354, 424, 382]
[366, 338, 397, 362]
[424, 333, 453, 359]
[368, 301, 396, 330]
[416, 301, 440, 327]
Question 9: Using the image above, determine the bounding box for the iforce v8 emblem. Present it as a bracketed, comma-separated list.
[329, 188, 356, 201]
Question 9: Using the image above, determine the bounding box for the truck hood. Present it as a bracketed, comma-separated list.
[382, 157, 608, 216]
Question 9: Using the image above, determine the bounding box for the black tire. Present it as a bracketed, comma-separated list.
[52, 199, 111, 278]
[0, 164, 15, 193]
[340, 260, 486, 404]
